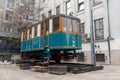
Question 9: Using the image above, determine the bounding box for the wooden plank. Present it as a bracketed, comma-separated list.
[30, 66, 48, 72]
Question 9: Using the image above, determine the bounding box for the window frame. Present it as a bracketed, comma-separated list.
[45, 20, 49, 35]
[52, 17, 60, 33]
[5, 12, 13, 21]
[78, 0, 85, 11]
[56, 5, 60, 15]
[7, 0, 15, 9]
[66, 0, 71, 15]
[29, 28, 32, 39]
[62, 17, 79, 34]
[68, 19, 78, 33]
[41, 22, 45, 36]
[93, 0, 102, 4]
[94, 18, 104, 40]
[34, 25, 37, 38]
[79, 23, 85, 34]
[23, 31, 27, 41]
[96, 54, 105, 62]
[48, 10, 52, 17]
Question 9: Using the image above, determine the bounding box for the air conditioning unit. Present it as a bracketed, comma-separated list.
[86, 33, 90, 42]
[82, 33, 90, 42]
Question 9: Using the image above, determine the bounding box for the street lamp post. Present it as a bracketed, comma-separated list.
[89, 0, 96, 65]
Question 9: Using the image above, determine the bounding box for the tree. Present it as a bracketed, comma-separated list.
[12, 0, 44, 32]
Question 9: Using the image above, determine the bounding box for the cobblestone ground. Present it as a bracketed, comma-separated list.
[0, 64, 120, 80]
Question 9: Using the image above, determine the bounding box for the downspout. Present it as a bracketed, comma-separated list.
[106, 0, 111, 64]
[89, 0, 96, 65]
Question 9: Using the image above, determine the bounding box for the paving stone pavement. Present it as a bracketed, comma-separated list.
[0, 64, 120, 80]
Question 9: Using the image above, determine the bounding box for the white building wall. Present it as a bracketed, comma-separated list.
[37, 0, 120, 65]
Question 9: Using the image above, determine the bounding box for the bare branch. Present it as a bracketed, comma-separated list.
[12, 0, 43, 32]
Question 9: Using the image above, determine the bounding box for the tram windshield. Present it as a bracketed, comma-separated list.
[62, 17, 78, 33]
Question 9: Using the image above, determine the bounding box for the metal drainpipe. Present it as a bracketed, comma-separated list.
[106, 0, 111, 64]
[89, 0, 96, 66]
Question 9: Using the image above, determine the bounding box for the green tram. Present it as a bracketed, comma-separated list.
[21, 14, 82, 63]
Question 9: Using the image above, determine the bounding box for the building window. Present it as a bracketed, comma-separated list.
[93, 0, 102, 4]
[42, 0, 45, 3]
[78, 0, 84, 11]
[4, 24, 13, 33]
[42, 13, 46, 20]
[94, 18, 104, 40]
[96, 54, 105, 62]
[48, 10, 52, 17]
[7, 0, 15, 9]
[79, 23, 85, 34]
[0, 39, 20, 53]
[77, 52, 85, 62]
[28, 5, 34, 11]
[5, 13, 13, 21]
[20, 0, 25, 3]
[56, 6, 60, 15]
[66, 0, 71, 15]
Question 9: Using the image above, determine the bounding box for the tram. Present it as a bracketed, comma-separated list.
[21, 14, 82, 63]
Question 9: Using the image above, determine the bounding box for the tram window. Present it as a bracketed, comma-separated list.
[29, 28, 32, 39]
[23, 31, 27, 40]
[21, 32, 23, 41]
[34, 26, 37, 37]
[73, 20, 77, 32]
[68, 19, 73, 32]
[41, 23, 44, 35]
[27, 30, 29, 40]
[63, 17, 67, 31]
[45, 20, 49, 34]
[37, 24, 40, 36]
[49, 19, 53, 33]
[53, 17, 59, 32]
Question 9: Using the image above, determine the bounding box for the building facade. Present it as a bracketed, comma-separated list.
[0, 0, 36, 60]
[37, 0, 120, 65]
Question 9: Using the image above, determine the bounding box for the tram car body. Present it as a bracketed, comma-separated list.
[21, 14, 82, 62]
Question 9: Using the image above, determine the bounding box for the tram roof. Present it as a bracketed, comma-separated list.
[45, 14, 80, 21]
[23, 14, 80, 31]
